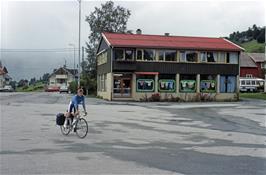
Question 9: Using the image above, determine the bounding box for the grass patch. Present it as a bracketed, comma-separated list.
[240, 92, 266, 100]
[16, 82, 45, 92]
[240, 40, 265, 53]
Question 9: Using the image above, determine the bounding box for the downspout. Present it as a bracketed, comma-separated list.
[237, 51, 240, 100]
[110, 46, 113, 101]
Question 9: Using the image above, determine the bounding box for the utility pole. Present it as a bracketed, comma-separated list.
[69, 43, 75, 71]
[82, 46, 84, 74]
[78, 0, 81, 88]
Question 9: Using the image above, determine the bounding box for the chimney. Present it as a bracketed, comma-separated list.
[136, 29, 142, 34]
[164, 33, 170, 36]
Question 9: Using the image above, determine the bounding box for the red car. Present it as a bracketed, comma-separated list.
[45, 86, 60, 92]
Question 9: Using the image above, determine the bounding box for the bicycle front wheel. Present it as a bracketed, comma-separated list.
[75, 118, 88, 138]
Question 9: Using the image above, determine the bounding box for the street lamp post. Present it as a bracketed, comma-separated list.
[78, 0, 81, 88]
[68, 43, 76, 73]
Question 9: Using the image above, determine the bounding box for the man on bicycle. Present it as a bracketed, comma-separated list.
[64, 88, 87, 128]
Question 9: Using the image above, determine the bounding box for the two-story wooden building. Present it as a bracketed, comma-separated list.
[96, 31, 244, 101]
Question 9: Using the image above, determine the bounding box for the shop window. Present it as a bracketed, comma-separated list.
[219, 52, 226, 63]
[165, 50, 177, 61]
[144, 49, 155, 61]
[207, 52, 218, 62]
[114, 49, 124, 60]
[180, 74, 196, 92]
[200, 75, 216, 92]
[158, 74, 176, 92]
[136, 75, 154, 92]
[125, 49, 134, 60]
[200, 52, 207, 62]
[220, 75, 236, 93]
[136, 50, 143, 60]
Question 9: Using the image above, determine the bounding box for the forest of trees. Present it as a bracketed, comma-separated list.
[228, 24, 265, 44]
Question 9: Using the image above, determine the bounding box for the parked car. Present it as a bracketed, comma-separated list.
[59, 85, 69, 93]
[239, 77, 265, 92]
[45, 86, 59, 92]
[0, 85, 14, 92]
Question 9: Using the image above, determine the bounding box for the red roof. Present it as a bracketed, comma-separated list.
[103, 32, 243, 51]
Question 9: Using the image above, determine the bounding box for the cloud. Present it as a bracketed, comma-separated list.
[0, 0, 265, 80]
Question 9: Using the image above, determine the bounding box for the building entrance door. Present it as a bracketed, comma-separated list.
[113, 74, 132, 98]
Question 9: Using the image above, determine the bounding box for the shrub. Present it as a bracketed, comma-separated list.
[150, 93, 161, 102]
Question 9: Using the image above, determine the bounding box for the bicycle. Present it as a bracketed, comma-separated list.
[60, 112, 88, 138]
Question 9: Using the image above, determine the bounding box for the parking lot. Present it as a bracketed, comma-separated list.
[0, 92, 266, 174]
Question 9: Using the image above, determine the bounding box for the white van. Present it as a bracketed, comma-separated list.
[239, 77, 265, 92]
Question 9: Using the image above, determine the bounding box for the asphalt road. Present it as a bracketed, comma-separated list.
[0, 92, 266, 175]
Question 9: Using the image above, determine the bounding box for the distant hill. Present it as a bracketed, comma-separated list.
[226, 24, 265, 53]
[241, 40, 265, 53]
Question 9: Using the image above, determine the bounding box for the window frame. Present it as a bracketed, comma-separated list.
[158, 79, 176, 92]
[125, 49, 134, 61]
[164, 50, 177, 62]
[219, 52, 226, 63]
[200, 80, 216, 93]
[136, 79, 155, 92]
[114, 49, 125, 60]
[220, 75, 236, 93]
[206, 52, 218, 63]
[136, 49, 143, 61]
[143, 49, 155, 61]
[186, 51, 198, 62]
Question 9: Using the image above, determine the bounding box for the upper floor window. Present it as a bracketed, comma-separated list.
[186, 51, 198, 62]
[114, 49, 124, 60]
[219, 52, 226, 63]
[207, 52, 218, 62]
[158, 50, 164, 61]
[114, 48, 134, 61]
[200, 52, 207, 62]
[125, 49, 134, 60]
[226, 52, 238, 64]
[180, 51, 198, 62]
[143, 49, 155, 61]
[97, 51, 108, 65]
[165, 50, 177, 61]
[136, 50, 143, 60]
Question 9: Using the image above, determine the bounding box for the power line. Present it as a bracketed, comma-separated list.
[0, 48, 80, 53]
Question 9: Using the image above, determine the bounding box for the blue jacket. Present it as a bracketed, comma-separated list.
[71, 95, 85, 110]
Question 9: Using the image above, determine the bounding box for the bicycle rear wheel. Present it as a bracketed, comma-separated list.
[75, 118, 88, 138]
[60, 125, 71, 135]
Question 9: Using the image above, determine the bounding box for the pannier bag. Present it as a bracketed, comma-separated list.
[56, 113, 65, 125]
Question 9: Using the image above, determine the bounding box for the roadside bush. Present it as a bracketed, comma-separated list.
[22, 85, 29, 90]
[69, 81, 78, 93]
[150, 93, 161, 102]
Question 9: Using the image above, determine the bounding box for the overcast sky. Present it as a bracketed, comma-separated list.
[0, 0, 265, 81]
